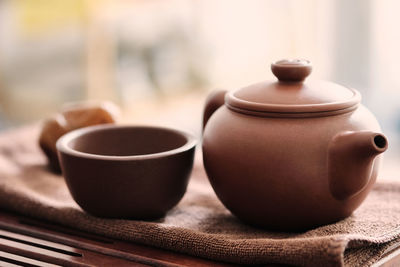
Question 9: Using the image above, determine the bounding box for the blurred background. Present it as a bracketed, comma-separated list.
[0, 0, 399, 176]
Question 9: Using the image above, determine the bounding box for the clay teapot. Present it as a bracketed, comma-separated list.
[202, 59, 388, 230]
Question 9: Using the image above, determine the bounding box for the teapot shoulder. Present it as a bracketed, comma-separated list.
[203, 104, 381, 136]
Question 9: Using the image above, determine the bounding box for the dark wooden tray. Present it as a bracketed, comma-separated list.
[0, 210, 398, 267]
[0, 210, 237, 267]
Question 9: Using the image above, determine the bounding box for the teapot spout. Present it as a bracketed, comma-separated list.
[328, 131, 388, 200]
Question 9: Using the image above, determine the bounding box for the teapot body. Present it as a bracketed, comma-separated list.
[202, 104, 383, 230]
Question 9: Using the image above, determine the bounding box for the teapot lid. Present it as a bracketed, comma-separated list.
[226, 59, 361, 117]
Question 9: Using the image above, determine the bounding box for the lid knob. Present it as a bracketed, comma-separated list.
[271, 59, 312, 82]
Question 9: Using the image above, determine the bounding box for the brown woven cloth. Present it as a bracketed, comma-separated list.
[0, 126, 399, 267]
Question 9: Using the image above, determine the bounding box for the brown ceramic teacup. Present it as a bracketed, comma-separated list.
[57, 124, 196, 219]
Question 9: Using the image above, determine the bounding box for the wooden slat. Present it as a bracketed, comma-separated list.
[0, 237, 89, 267]
[0, 251, 61, 267]
[0, 229, 82, 257]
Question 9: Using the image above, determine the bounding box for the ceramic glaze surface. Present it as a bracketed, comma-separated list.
[202, 59, 388, 230]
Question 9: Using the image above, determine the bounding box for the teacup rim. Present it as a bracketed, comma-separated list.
[56, 124, 197, 161]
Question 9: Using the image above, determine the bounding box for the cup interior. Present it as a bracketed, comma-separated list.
[67, 126, 189, 156]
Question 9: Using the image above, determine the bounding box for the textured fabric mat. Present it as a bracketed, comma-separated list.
[0, 126, 399, 267]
